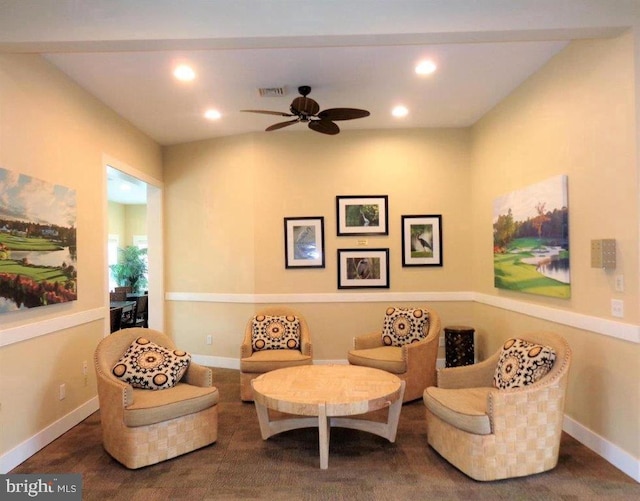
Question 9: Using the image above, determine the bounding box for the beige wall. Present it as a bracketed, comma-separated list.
[0, 54, 161, 457]
[470, 34, 639, 458]
[107, 201, 125, 243]
[125, 205, 147, 246]
[108, 201, 148, 248]
[163, 34, 639, 464]
[163, 128, 473, 359]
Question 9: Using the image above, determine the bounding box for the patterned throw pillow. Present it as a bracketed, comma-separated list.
[251, 315, 301, 351]
[493, 338, 556, 389]
[112, 337, 191, 390]
[381, 307, 430, 347]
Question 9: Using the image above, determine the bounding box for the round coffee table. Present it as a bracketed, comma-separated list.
[251, 364, 405, 469]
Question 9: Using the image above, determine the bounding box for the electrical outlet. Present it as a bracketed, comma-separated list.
[615, 275, 624, 292]
[206, 335, 213, 345]
[611, 299, 624, 318]
[59, 384, 66, 400]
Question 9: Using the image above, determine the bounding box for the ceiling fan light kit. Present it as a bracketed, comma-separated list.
[242, 86, 370, 135]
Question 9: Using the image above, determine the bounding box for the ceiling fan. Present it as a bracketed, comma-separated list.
[241, 85, 370, 135]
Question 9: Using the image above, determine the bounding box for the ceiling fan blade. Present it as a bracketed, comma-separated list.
[308, 119, 340, 135]
[290, 96, 320, 116]
[317, 108, 370, 121]
[241, 109, 294, 117]
[266, 119, 299, 131]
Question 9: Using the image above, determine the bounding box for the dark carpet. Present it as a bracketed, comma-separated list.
[11, 368, 639, 500]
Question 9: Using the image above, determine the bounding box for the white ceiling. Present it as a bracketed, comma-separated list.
[1, 1, 635, 204]
[43, 40, 568, 146]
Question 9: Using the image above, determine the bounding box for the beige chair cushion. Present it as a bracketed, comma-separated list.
[124, 382, 219, 427]
[347, 346, 406, 374]
[423, 386, 492, 435]
[240, 349, 311, 373]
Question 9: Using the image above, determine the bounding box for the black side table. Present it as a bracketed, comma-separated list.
[444, 325, 475, 367]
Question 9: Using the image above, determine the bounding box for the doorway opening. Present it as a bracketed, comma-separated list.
[105, 161, 163, 332]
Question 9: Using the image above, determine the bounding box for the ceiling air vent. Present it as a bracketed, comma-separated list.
[258, 87, 286, 97]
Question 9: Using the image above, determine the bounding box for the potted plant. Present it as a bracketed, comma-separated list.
[110, 246, 148, 294]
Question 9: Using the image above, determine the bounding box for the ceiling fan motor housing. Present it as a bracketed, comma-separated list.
[290, 96, 320, 117]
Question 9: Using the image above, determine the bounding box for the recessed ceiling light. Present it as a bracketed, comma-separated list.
[204, 109, 222, 120]
[392, 105, 409, 118]
[173, 64, 196, 82]
[415, 59, 437, 75]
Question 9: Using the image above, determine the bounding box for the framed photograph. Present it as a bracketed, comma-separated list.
[337, 248, 390, 289]
[336, 195, 388, 236]
[401, 214, 443, 267]
[284, 217, 325, 268]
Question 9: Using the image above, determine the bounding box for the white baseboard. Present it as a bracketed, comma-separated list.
[191, 355, 353, 368]
[191, 354, 239, 369]
[196, 355, 638, 482]
[314, 359, 349, 365]
[0, 397, 99, 474]
[563, 414, 640, 482]
[3, 369, 637, 484]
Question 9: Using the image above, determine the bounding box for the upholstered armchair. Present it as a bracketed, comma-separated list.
[240, 306, 312, 401]
[94, 328, 219, 469]
[347, 306, 441, 402]
[424, 331, 572, 481]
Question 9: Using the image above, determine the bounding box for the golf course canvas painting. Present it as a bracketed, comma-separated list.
[493, 175, 570, 298]
[0, 167, 77, 312]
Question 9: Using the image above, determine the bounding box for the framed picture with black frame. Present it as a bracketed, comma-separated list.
[337, 248, 390, 289]
[401, 214, 442, 267]
[284, 216, 325, 268]
[336, 195, 388, 236]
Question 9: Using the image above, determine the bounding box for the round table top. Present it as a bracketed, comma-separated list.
[251, 364, 402, 417]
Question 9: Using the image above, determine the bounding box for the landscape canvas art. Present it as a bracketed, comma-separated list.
[0, 167, 77, 312]
[493, 175, 570, 298]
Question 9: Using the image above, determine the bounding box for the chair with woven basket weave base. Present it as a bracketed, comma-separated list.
[94, 327, 219, 469]
[423, 331, 572, 481]
[347, 306, 441, 402]
[240, 306, 312, 401]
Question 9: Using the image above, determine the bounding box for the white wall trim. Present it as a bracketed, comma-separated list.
[166, 291, 474, 303]
[0, 307, 105, 348]
[191, 356, 445, 369]
[473, 292, 640, 344]
[0, 397, 99, 474]
[167, 291, 639, 344]
[4, 289, 635, 347]
[563, 414, 640, 482]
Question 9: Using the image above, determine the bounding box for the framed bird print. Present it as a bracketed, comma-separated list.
[336, 195, 388, 236]
[337, 248, 390, 289]
[401, 215, 442, 267]
[284, 216, 325, 268]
